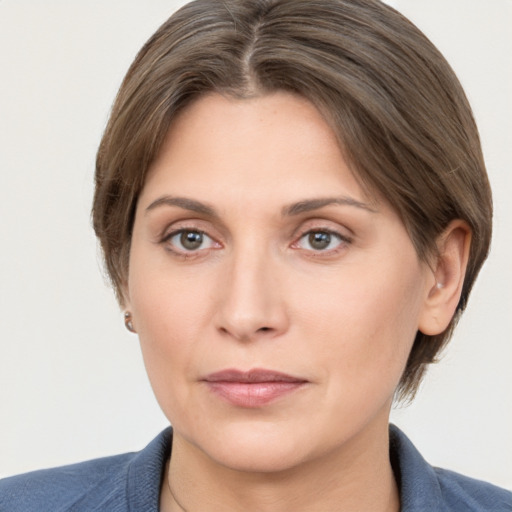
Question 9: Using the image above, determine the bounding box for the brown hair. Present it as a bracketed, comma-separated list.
[93, 0, 492, 400]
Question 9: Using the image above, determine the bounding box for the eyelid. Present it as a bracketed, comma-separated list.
[290, 224, 353, 256]
[294, 228, 349, 246]
[292, 217, 353, 240]
[161, 227, 208, 243]
[291, 210, 353, 227]
[157, 217, 221, 242]
[159, 225, 223, 258]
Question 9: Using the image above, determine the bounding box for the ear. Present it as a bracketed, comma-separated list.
[418, 220, 472, 336]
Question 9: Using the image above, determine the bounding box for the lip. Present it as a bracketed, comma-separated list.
[202, 369, 308, 408]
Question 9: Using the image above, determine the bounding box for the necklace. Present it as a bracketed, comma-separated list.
[167, 469, 188, 512]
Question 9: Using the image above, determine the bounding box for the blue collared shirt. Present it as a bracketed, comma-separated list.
[1, 425, 510, 511]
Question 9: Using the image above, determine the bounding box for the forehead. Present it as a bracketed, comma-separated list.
[140, 92, 378, 211]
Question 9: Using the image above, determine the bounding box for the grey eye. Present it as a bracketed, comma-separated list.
[296, 230, 344, 252]
[180, 231, 204, 250]
[168, 230, 215, 252]
[308, 232, 332, 250]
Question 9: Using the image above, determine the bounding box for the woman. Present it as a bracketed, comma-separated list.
[1, 0, 510, 510]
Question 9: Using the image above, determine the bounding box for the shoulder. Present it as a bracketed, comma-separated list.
[0, 452, 133, 512]
[390, 424, 512, 512]
[0, 428, 172, 512]
[434, 467, 512, 512]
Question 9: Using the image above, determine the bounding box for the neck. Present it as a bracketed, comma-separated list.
[161, 420, 400, 512]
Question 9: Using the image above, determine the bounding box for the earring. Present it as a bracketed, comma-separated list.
[124, 311, 136, 333]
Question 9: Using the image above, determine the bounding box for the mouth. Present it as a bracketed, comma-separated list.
[202, 369, 308, 408]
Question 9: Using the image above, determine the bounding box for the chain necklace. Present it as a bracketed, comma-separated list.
[166, 469, 188, 512]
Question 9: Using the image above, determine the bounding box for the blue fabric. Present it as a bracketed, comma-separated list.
[0, 428, 171, 512]
[1, 425, 510, 511]
[388, 426, 512, 511]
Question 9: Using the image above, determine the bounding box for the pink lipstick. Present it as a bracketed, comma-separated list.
[203, 369, 307, 407]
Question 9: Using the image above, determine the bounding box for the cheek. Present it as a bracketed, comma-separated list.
[292, 258, 424, 393]
[129, 240, 216, 339]
[127, 256, 218, 414]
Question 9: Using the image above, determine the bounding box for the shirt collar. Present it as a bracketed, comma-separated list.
[125, 425, 450, 512]
[390, 424, 448, 511]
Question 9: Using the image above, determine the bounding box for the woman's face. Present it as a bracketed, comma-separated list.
[127, 92, 434, 472]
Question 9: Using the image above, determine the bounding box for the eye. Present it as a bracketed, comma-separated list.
[295, 230, 347, 252]
[166, 229, 216, 252]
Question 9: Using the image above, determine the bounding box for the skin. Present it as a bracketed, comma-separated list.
[125, 92, 469, 511]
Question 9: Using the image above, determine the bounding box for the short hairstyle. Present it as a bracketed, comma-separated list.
[93, 0, 492, 400]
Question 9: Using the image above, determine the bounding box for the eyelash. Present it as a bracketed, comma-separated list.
[159, 226, 352, 259]
[161, 228, 219, 259]
[292, 228, 352, 256]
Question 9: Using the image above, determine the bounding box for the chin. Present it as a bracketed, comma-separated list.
[187, 419, 317, 474]
[211, 438, 310, 474]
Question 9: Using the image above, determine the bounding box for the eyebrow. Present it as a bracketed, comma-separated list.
[145, 195, 377, 217]
[145, 196, 218, 217]
[282, 197, 377, 216]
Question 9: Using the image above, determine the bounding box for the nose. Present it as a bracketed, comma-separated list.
[214, 246, 289, 342]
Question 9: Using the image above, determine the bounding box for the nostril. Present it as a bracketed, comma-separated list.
[258, 327, 271, 332]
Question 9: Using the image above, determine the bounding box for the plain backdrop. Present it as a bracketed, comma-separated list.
[0, 0, 511, 489]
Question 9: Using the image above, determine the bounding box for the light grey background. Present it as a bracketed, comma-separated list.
[0, 0, 511, 489]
